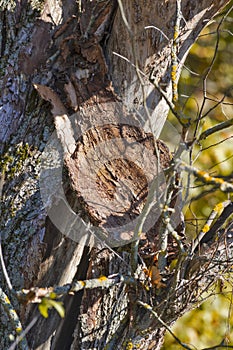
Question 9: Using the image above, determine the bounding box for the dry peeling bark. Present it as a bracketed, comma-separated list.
[0, 0, 231, 349]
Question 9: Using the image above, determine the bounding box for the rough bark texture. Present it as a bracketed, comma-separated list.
[0, 1, 231, 349]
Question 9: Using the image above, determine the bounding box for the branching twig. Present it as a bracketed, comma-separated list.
[149, 70, 191, 128]
[194, 4, 233, 139]
[137, 300, 193, 350]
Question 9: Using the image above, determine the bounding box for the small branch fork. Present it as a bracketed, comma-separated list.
[138, 300, 233, 350]
[137, 301, 193, 350]
[13, 271, 233, 350]
[2, 193, 233, 348]
[149, 69, 191, 128]
[193, 4, 233, 141]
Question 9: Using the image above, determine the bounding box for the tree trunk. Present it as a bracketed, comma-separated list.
[0, 1, 231, 349]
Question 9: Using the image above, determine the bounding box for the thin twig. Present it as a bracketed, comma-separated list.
[137, 300, 193, 350]
[199, 118, 233, 140]
[177, 161, 233, 192]
[144, 25, 169, 41]
[8, 316, 38, 350]
[0, 235, 13, 290]
[194, 5, 233, 140]
[199, 135, 233, 152]
[192, 200, 232, 253]
[201, 344, 233, 349]
[15, 274, 135, 303]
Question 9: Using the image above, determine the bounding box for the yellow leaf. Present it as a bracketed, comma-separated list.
[38, 300, 49, 318]
[48, 300, 65, 318]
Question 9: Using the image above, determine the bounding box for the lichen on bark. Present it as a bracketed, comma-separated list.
[0, 0, 16, 11]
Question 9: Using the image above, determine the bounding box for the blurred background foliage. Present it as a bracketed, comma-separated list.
[163, 1, 233, 348]
[164, 281, 233, 349]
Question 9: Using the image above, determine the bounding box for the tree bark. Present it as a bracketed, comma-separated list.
[0, 1, 231, 349]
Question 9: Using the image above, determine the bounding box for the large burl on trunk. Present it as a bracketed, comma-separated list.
[0, 1, 232, 349]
